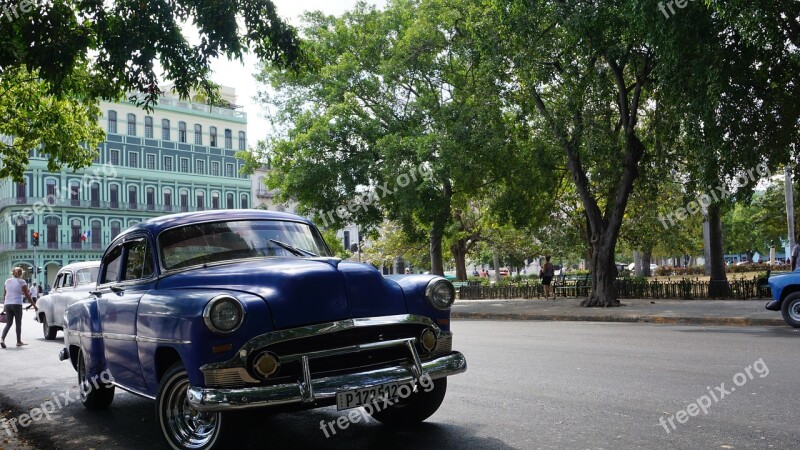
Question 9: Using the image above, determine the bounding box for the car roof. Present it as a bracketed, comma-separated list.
[58, 261, 101, 272]
[118, 209, 316, 238]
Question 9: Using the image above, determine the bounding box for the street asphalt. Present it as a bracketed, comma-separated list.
[0, 298, 795, 449]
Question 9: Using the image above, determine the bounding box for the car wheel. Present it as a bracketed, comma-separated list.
[77, 349, 115, 410]
[157, 362, 234, 450]
[368, 377, 447, 426]
[781, 292, 800, 328]
[42, 315, 57, 340]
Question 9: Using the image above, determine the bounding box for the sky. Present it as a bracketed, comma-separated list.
[205, 0, 386, 147]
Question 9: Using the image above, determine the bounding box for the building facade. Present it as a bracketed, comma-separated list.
[0, 89, 251, 288]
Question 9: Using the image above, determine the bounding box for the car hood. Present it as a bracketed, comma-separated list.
[156, 257, 408, 329]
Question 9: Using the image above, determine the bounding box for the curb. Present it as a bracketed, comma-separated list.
[450, 311, 787, 327]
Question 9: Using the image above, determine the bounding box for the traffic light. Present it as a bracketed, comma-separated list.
[31, 231, 39, 247]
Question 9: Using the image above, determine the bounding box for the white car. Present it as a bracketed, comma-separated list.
[627, 263, 659, 272]
[36, 261, 100, 339]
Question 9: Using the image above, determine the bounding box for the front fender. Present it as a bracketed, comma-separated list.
[37, 295, 54, 323]
[767, 271, 800, 307]
[64, 298, 105, 376]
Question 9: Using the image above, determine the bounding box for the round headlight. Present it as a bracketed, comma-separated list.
[425, 278, 455, 310]
[203, 295, 244, 334]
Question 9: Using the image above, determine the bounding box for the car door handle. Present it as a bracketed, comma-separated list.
[110, 286, 124, 294]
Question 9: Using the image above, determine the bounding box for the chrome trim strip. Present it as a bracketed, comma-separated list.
[405, 339, 424, 379]
[136, 336, 191, 345]
[278, 337, 416, 363]
[113, 382, 157, 400]
[301, 356, 313, 403]
[188, 351, 467, 412]
[103, 333, 136, 342]
[201, 314, 440, 371]
[64, 330, 190, 344]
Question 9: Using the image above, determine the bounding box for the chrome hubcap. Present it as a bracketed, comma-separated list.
[790, 301, 800, 322]
[165, 377, 218, 449]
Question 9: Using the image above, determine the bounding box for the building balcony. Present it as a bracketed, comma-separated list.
[156, 96, 247, 120]
[0, 241, 107, 252]
[256, 189, 276, 199]
[0, 197, 208, 214]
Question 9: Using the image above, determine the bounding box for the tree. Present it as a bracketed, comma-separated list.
[0, 67, 104, 182]
[250, 0, 551, 276]
[0, 0, 303, 180]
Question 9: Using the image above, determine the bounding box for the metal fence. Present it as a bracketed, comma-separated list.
[457, 277, 770, 301]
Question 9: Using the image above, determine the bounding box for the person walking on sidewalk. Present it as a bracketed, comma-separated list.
[25, 282, 38, 312]
[540, 256, 555, 300]
[792, 236, 800, 271]
[2, 267, 33, 348]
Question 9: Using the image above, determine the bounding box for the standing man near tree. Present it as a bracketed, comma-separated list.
[791, 234, 800, 271]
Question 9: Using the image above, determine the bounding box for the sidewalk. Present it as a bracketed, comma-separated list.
[451, 298, 787, 327]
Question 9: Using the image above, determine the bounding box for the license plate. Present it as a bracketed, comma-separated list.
[336, 382, 402, 410]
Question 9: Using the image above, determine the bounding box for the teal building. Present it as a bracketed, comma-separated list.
[0, 88, 251, 288]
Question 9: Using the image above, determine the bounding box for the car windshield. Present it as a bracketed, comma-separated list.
[75, 268, 99, 285]
[159, 219, 330, 270]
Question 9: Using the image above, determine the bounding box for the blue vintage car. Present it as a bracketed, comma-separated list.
[765, 271, 800, 327]
[60, 210, 467, 449]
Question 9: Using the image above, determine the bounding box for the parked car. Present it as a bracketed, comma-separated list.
[499, 267, 510, 277]
[765, 271, 800, 328]
[61, 210, 467, 449]
[37, 261, 100, 340]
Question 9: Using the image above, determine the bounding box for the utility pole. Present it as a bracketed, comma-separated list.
[785, 165, 795, 256]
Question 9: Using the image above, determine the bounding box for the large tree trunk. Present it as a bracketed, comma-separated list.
[642, 249, 652, 277]
[582, 237, 621, 307]
[429, 226, 444, 276]
[707, 203, 729, 297]
[633, 250, 643, 277]
[451, 239, 468, 281]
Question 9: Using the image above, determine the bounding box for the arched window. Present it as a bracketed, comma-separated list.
[194, 124, 202, 145]
[144, 116, 153, 138]
[110, 184, 119, 209]
[128, 185, 137, 209]
[46, 179, 57, 205]
[196, 191, 204, 211]
[180, 190, 189, 212]
[111, 221, 121, 240]
[127, 113, 136, 136]
[226, 193, 234, 209]
[164, 188, 172, 212]
[91, 220, 101, 248]
[238, 131, 246, 150]
[71, 219, 82, 249]
[90, 183, 100, 207]
[224, 129, 232, 149]
[179, 122, 187, 143]
[108, 111, 117, 133]
[162, 119, 171, 140]
[240, 194, 248, 209]
[146, 187, 155, 210]
[210, 126, 217, 147]
[70, 181, 80, 206]
[211, 192, 220, 209]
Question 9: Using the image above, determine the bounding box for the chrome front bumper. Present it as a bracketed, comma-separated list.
[187, 351, 467, 412]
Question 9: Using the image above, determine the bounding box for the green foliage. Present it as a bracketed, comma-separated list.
[320, 228, 350, 259]
[0, 0, 303, 109]
[0, 67, 104, 182]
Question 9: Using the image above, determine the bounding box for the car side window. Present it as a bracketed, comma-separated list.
[122, 239, 154, 281]
[101, 246, 124, 284]
[54, 274, 63, 289]
[63, 272, 74, 287]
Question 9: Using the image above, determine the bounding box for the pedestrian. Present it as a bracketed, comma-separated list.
[792, 235, 800, 271]
[540, 256, 555, 300]
[2, 267, 33, 348]
[25, 282, 38, 311]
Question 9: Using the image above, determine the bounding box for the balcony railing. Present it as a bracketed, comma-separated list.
[157, 96, 247, 120]
[0, 241, 107, 252]
[0, 197, 205, 213]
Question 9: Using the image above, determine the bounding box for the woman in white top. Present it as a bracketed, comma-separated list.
[2, 267, 33, 348]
